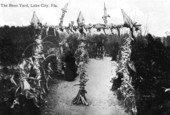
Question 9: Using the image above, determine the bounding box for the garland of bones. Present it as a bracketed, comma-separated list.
[11, 31, 47, 108]
[9, 3, 141, 108]
[72, 29, 89, 106]
[114, 30, 137, 114]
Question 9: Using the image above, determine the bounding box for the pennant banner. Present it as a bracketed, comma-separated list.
[121, 9, 133, 28]
[62, 2, 69, 12]
[77, 11, 85, 26]
[102, 3, 110, 25]
[104, 3, 107, 17]
[59, 2, 69, 27]
[31, 11, 41, 29]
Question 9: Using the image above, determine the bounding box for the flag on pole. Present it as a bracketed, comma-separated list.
[77, 11, 85, 26]
[104, 3, 107, 18]
[62, 2, 69, 12]
[31, 11, 41, 29]
[59, 2, 69, 27]
[102, 3, 110, 25]
[121, 9, 133, 28]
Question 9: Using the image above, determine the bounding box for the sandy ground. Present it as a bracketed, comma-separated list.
[42, 57, 128, 115]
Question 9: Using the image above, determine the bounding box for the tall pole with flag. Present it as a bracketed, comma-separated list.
[102, 3, 110, 25]
[111, 9, 140, 114]
[121, 9, 141, 38]
[72, 11, 89, 106]
[59, 2, 69, 27]
[102, 3, 110, 35]
[121, 9, 133, 29]
[77, 11, 86, 35]
[31, 11, 41, 29]
[77, 11, 85, 27]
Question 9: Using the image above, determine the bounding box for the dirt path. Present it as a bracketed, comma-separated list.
[42, 57, 128, 115]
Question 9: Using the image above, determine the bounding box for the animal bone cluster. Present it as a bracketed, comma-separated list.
[72, 40, 89, 106]
[113, 34, 137, 114]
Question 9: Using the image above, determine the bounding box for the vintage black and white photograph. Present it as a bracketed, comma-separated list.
[0, 0, 170, 115]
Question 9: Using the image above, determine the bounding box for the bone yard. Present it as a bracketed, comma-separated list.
[0, 2, 170, 115]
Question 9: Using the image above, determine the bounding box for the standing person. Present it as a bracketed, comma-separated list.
[63, 42, 77, 81]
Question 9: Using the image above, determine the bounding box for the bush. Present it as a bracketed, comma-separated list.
[131, 34, 170, 115]
[0, 26, 36, 66]
[86, 33, 126, 59]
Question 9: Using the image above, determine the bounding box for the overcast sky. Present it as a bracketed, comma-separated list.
[0, 0, 170, 36]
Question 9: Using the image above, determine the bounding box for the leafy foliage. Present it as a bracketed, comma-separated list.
[131, 34, 170, 115]
[86, 33, 126, 59]
[111, 34, 137, 115]
[72, 40, 89, 106]
[0, 26, 59, 115]
[112, 33, 170, 115]
[0, 26, 36, 66]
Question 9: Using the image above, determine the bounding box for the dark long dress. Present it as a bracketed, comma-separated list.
[64, 50, 77, 81]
